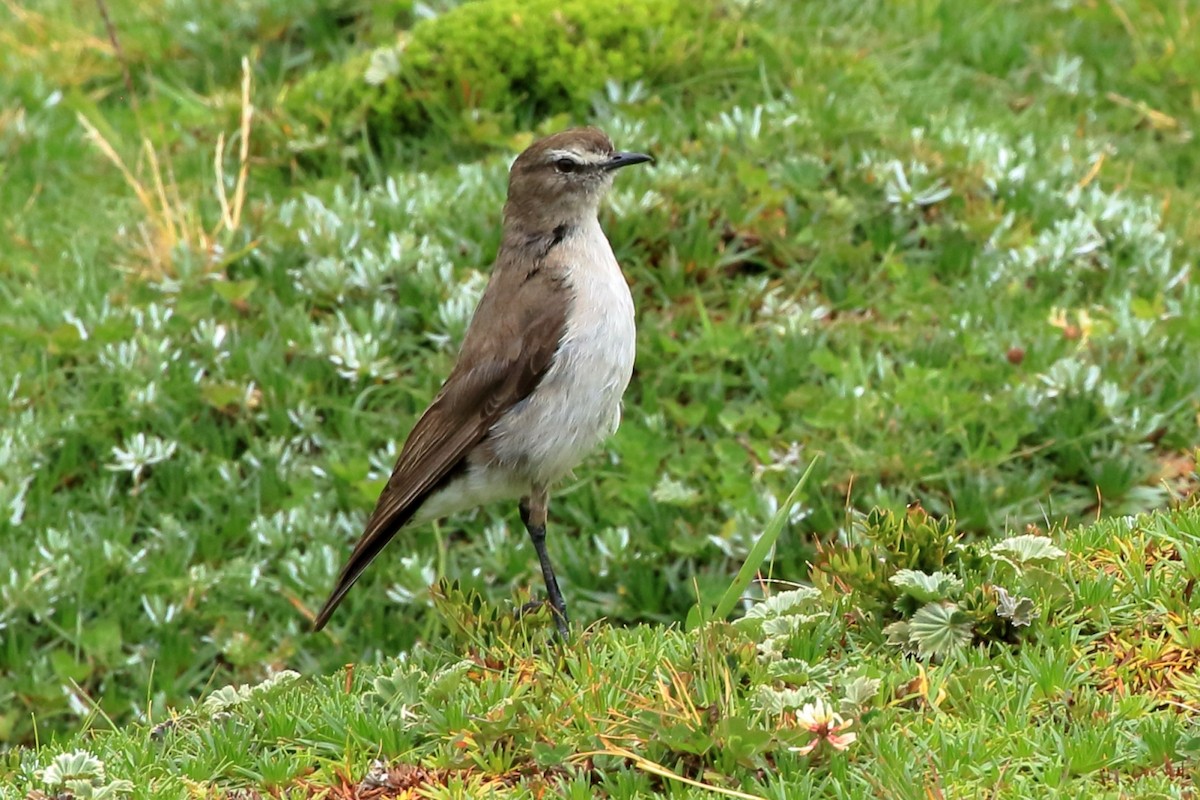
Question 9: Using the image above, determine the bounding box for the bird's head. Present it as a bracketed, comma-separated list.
[504, 127, 653, 232]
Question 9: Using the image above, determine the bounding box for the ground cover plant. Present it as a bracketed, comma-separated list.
[7, 509, 1200, 797]
[1, 0, 1199, 796]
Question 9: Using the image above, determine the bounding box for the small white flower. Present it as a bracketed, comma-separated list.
[438, 270, 488, 336]
[651, 475, 700, 506]
[364, 46, 402, 85]
[106, 433, 177, 483]
[884, 161, 952, 209]
[324, 317, 396, 382]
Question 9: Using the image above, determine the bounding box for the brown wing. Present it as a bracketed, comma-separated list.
[313, 261, 567, 630]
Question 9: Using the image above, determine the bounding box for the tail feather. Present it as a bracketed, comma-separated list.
[312, 506, 417, 631]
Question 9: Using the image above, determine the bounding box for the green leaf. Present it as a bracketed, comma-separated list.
[991, 535, 1066, 565]
[532, 740, 575, 768]
[889, 569, 964, 602]
[717, 716, 774, 762]
[39, 749, 106, 788]
[684, 602, 707, 633]
[367, 664, 422, 706]
[753, 686, 822, 716]
[427, 660, 472, 704]
[840, 676, 882, 714]
[761, 613, 829, 640]
[50, 650, 90, 683]
[46, 322, 84, 355]
[658, 722, 714, 755]
[766, 658, 825, 684]
[738, 586, 822, 622]
[80, 617, 123, 664]
[907, 602, 974, 660]
[200, 381, 246, 411]
[201, 685, 251, 715]
[1179, 732, 1200, 760]
[212, 278, 259, 303]
[714, 456, 820, 621]
[883, 621, 914, 651]
[1020, 566, 1073, 601]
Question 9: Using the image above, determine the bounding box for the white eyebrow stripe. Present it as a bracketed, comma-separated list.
[546, 148, 610, 165]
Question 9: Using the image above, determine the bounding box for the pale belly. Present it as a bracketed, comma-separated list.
[489, 232, 636, 485]
[413, 222, 636, 522]
[491, 294, 636, 484]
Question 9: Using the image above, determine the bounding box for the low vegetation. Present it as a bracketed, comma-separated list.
[1, 0, 1197, 796]
[8, 507, 1200, 797]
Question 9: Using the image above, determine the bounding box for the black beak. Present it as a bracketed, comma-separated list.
[603, 151, 654, 171]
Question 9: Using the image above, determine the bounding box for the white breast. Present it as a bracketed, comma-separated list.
[490, 217, 636, 485]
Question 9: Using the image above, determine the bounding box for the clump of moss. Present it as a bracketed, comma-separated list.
[282, 0, 758, 162]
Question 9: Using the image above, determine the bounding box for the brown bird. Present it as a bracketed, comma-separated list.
[313, 127, 653, 637]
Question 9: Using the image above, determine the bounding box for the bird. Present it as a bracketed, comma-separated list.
[313, 127, 653, 638]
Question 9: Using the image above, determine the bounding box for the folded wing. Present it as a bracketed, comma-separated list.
[313, 263, 568, 630]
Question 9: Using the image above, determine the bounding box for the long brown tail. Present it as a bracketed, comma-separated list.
[312, 504, 418, 631]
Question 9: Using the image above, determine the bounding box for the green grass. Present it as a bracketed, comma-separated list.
[7, 509, 1200, 798]
[1, 0, 1199, 795]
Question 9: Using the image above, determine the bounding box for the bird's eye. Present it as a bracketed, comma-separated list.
[554, 158, 577, 174]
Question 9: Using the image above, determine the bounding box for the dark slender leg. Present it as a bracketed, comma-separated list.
[519, 487, 569, 639]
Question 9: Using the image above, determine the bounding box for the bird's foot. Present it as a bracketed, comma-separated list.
[515, 598, 570, 640]
[516, 599, 550, 618]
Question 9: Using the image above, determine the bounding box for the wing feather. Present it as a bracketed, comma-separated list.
[313, 262, 566, 630]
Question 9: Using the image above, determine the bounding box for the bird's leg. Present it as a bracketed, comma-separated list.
[519, 487, 569, 639]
